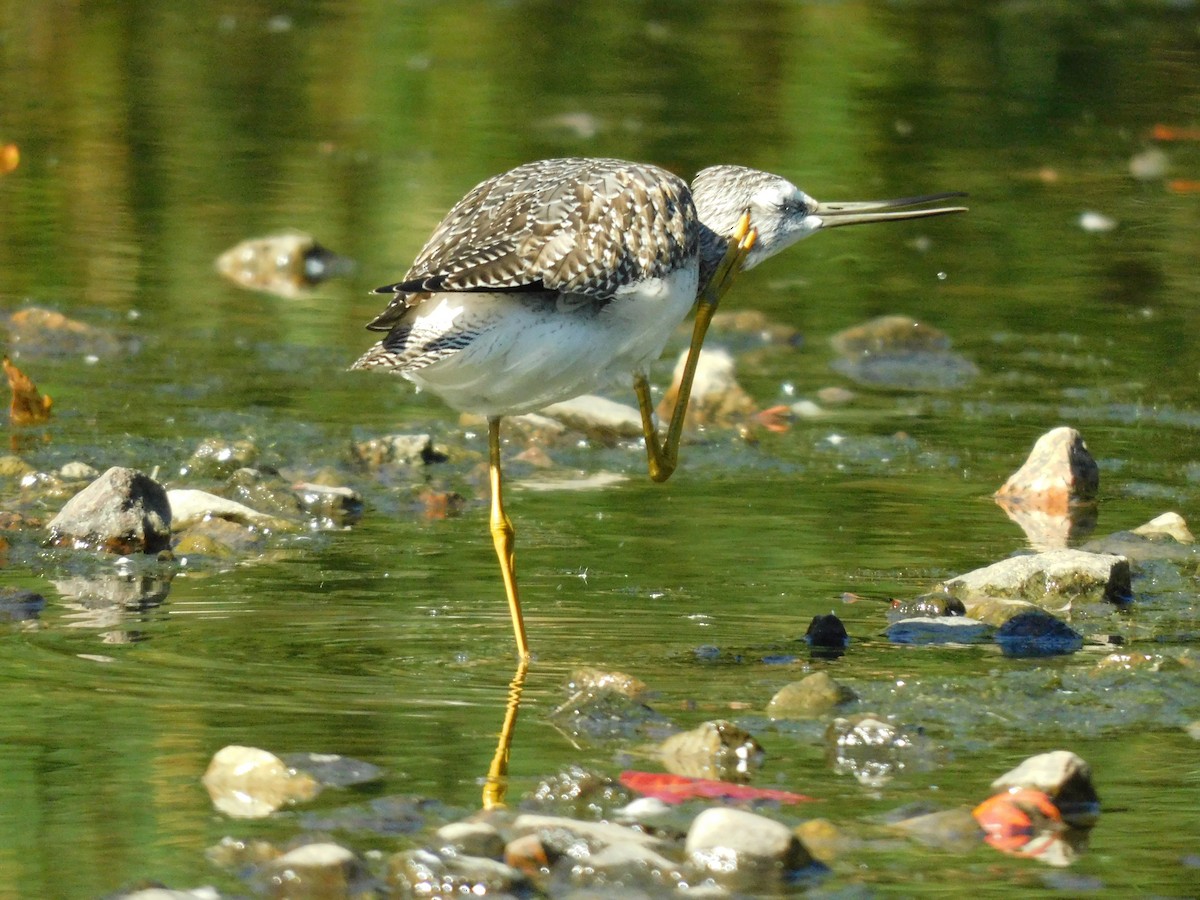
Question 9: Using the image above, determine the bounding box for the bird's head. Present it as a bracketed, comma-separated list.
[691, 164, 966, 280]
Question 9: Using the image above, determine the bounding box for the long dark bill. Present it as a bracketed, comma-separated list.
[812, 192, 968, 227]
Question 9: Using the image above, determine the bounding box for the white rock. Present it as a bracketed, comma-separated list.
[167, 488, 292, 531]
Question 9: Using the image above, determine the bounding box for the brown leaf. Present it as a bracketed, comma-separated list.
[3, 357, 53, 425]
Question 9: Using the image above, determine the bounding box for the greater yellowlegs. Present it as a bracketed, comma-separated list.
[353, 157, 966, 659]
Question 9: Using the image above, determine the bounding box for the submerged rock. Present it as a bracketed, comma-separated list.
[167, 488, 295, 532]
[657, 346, 757, 431]
[830, 314, 977, 391]
[827, 714, 937, 787]
[658, 719, 764, 780]
[767, 671, 858, 719]
[181, 437, 259, 479]
[891, 806, 984, 851]
[6, 306, 125, 358]
[350, 433, 444, 469]
[254, 841, 368, 897]
[47, 467, 172, 554]
[887, 591, 966, 622]
[995, 610, 1084, 657]
[389, 848, 528, 897]
[540, 394, 645, 442]
[886, 616, 994, 645]
[940, 549, 1132, 608]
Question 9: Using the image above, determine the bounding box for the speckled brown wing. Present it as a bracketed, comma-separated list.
[365, 158, 699, 332]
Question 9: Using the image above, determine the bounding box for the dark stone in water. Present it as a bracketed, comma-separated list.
[0, 586, 45, 621]
[805, 614, 849, 655]
[282, 752, 385, 788]
[996, 610, 1084, 657]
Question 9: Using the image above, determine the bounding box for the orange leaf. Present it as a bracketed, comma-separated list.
[1152, 124, 1200, 142]
[3, 357, 52, 425]
[620, 770, 817, 805]
[973, 788, 1062, 852]
[0, 143, 17, 175]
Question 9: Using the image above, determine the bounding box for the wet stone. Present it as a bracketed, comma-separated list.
[1132, 511, 1194, 543]
[216, 231, 354, 298]
[991, 750, 1100, 828]
[940, 549, 1132, 607]
[888, 590, 965, 621]
[181, 437, 259, 479]
[292, 481, 363, 527]
[569, 840, 686, 892]
[995, 610, 1085, 657]
[659, 719, 764, 780]
[794, 818, 851, 863]
[299, 795, 445, 836]
[280, 752, 384, 788]
[550, 684, 674, 743]
[827, 714, 936, 788]
[829, 314, 977, 391]
[226, 467, 306, 520]
[254, 841, 367, 898]
[567, 667, 647, 699]
[173, 517, 266, 558]
[657, 346, 757, 431]
[995, 426, 1099, 510]
[0, 454, 35, 479]
[0, 586, 46, 622]
[541, 393, 645, 442]
[804, 613, 849, 650]
[47, 466, 172, 554]
[965, 596, 1044, 627]
[350, 432, 443, 469]
[685, 807, 815, 891]
[886, 615, 993, 645]
[436, 820, 505, 859]
[167, 488, 294, 532]
[1082, 528, 1200, 566]
[58, 460, 99, 481]
[528, 766, 632, 817]
[891, 806, 983, 851]
[201, 745, 319, 819]
[6, 306, 125, 358]
[389, 848, 527, 897]
[767, 671, 858, 719]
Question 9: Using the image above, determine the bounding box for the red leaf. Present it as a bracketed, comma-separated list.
[620, 770, 817, 805]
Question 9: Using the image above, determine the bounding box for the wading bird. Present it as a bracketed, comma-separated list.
[353, 157, 965, 659]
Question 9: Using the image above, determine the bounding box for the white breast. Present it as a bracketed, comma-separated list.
[405, 263, 700, 417]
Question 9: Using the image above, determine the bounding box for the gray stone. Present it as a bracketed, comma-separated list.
[767, 672, 857, 719]
[940, 549, 1131, 607]
[47, 467, 171, 553]
[685, 807, 813, 890]
[885, 616, 994, 644]
[258, 842, 365, 896]
[511, 813, 669, 853]
[570, 840, 685, 891]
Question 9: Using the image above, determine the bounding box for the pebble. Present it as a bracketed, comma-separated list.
[167, 488, 295, 532]
[767, 671, 858, 718]
[215, 231, 353, 298]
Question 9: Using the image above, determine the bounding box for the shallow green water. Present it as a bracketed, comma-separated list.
[3, 1, 1200, 896]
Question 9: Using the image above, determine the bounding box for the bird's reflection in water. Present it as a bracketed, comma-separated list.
[481, 658, 529, 809]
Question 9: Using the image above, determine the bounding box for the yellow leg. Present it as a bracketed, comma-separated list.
[637, 214, 758, 483]
[488, 416, 531, 659]
[481, 657, 528, 809]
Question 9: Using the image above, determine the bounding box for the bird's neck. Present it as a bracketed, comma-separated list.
[696, 223, 731, 297]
